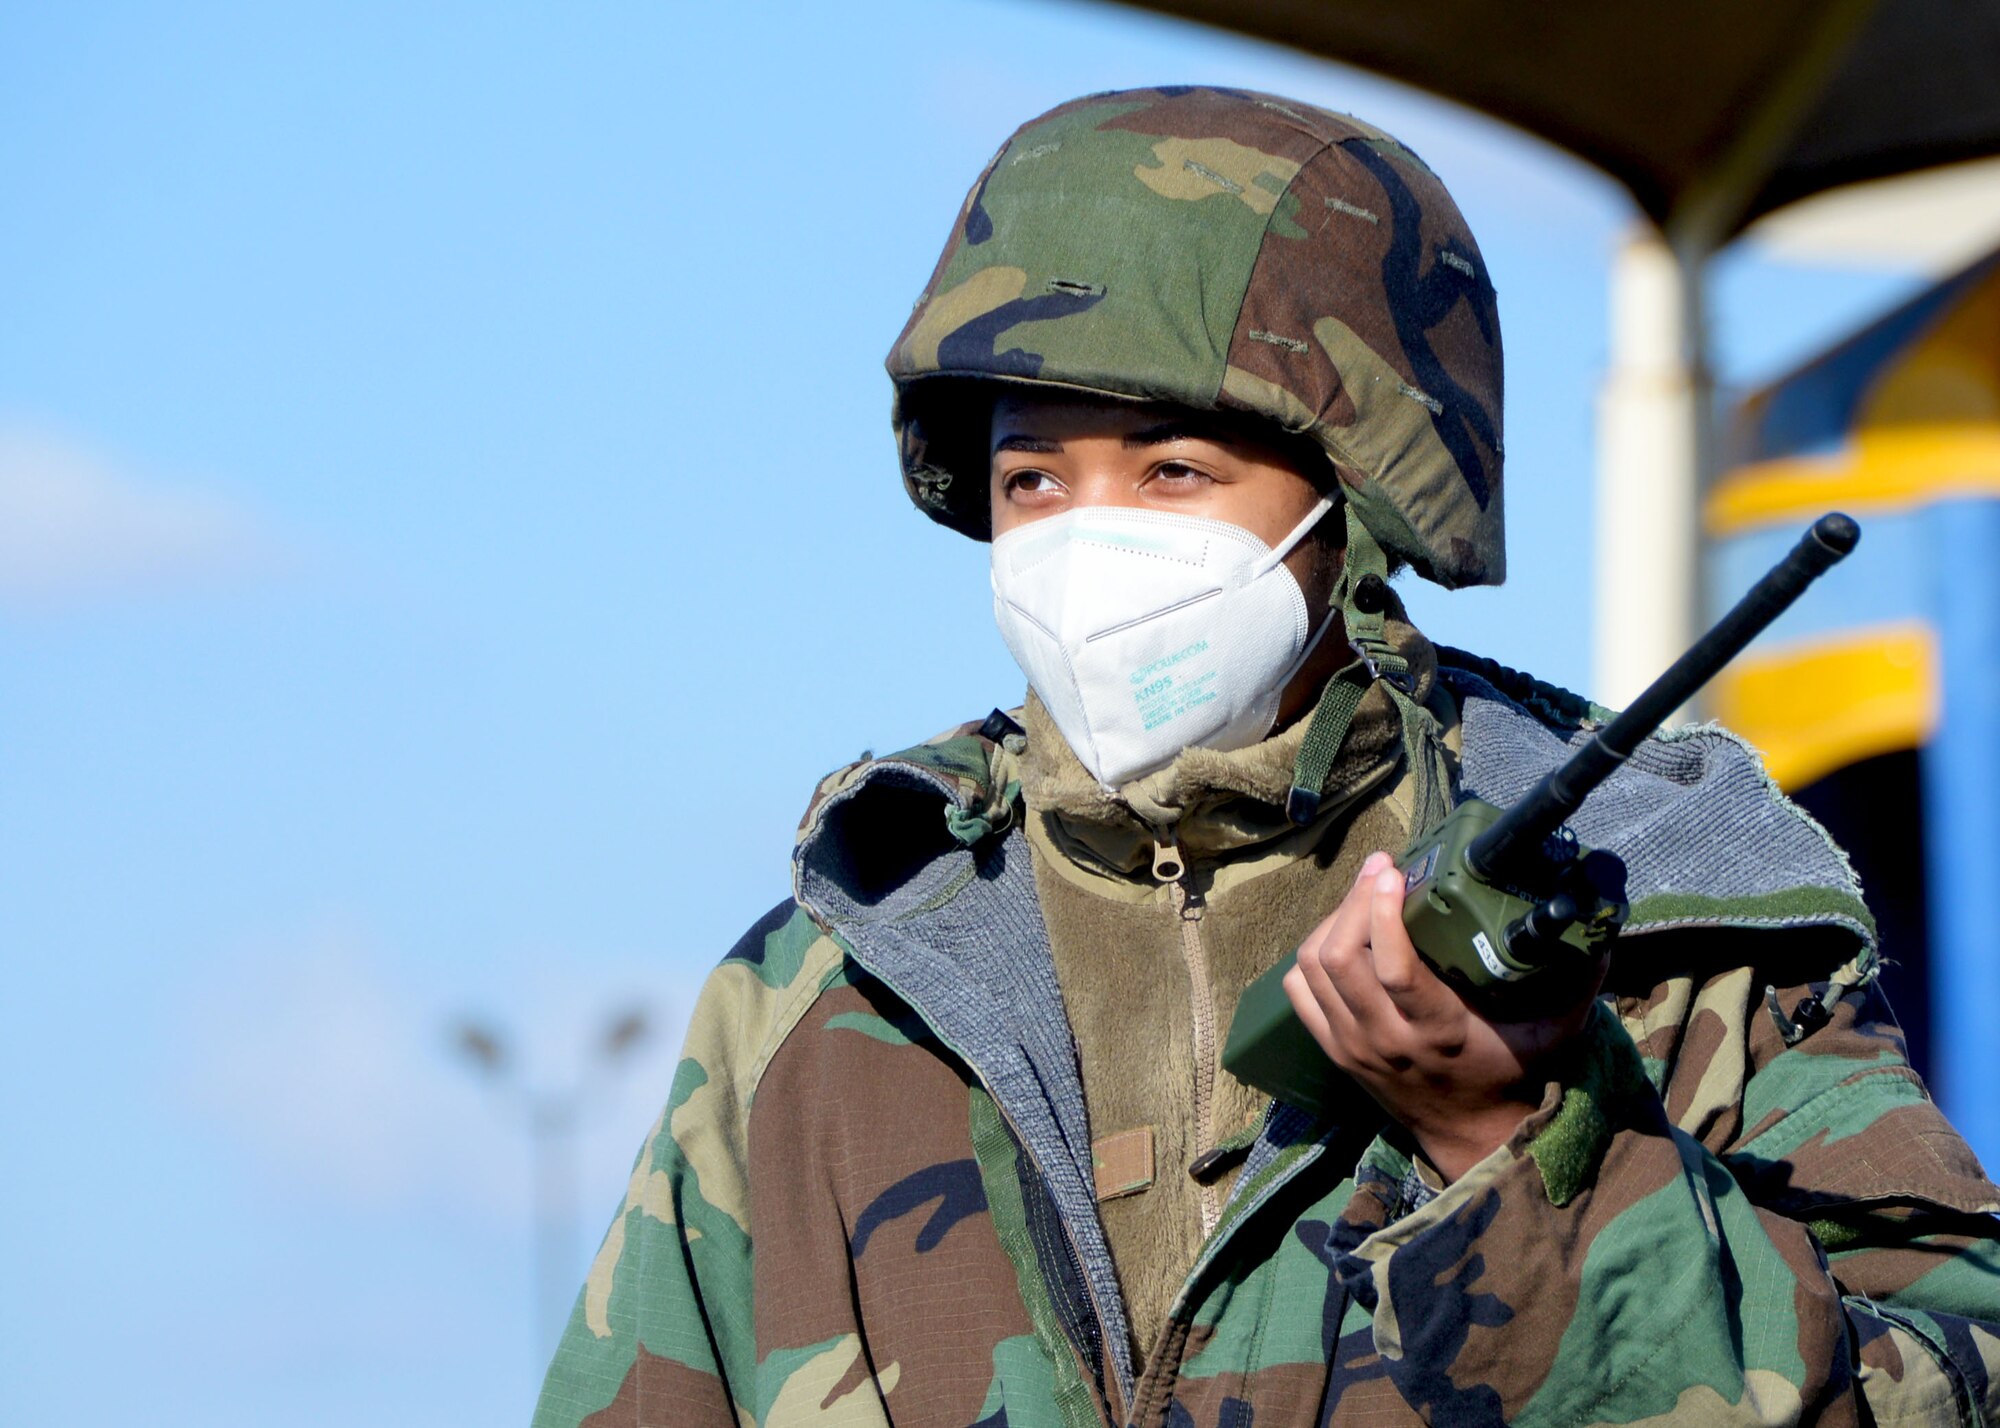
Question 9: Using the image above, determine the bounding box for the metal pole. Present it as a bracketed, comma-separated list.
[450, 1008, 652, 1360]
[450, 1008, 651, 1369]
[531, 1097, 580, 1358]
[1594, 227, 1711, 714]
[1922, 498, 2000, 1168]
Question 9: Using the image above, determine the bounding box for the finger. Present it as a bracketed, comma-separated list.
[1291, 922, 1346, 1047]
[1288, 844, 1384, 1000]
[1364, 865, 1461, 1027]
[1285, 955, 1364, 1067]
[1325, 850, 1391, 950]
[1281, 962, 1333, 1050]
[1294, 852, 1391, 1026]
[1314, 871, 1406, 1040]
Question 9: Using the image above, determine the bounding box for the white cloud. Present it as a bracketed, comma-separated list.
[178, 923, 695, 1227]
[0, 419, 286, 607]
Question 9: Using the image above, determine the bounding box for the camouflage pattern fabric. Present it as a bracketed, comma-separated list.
[534, 679, 2000, 1427]
[887, 86, 1505, 590]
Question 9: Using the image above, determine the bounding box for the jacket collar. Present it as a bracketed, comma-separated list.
[1015, 614, 1441, 877]
[792, 657, 1875, 971]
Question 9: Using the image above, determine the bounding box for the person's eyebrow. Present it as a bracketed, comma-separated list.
[1122, 419, 1236, 449]
[992, 433, 1063, 454]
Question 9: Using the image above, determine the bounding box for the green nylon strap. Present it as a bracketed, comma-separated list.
[1286, 507, 1412, 825]
[966, 1087, 1106, 1428]
[1285, 673, 1366, 825]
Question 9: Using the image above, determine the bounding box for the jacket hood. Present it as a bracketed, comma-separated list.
[885, 85, 1506, 589]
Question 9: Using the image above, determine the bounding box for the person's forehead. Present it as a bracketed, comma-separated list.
[988, 392, 1242, 445]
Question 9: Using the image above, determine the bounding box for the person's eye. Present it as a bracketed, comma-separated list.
[1150, 459, 1214, 486]
[1002, 468, 1065, 499]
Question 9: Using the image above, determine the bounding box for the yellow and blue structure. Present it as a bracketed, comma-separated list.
[1708, 246, 2000, 1163]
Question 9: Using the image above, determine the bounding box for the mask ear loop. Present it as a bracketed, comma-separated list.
[1250, 495, 1338, 578]
[1255, 495, 1343, 705]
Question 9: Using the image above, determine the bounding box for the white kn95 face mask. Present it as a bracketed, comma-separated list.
[991, 496, 1337, 789]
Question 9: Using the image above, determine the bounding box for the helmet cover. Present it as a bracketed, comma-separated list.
[886, 85, 1505, 588]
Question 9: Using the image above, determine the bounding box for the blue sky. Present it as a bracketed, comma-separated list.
[0, 3, 1924, 1423]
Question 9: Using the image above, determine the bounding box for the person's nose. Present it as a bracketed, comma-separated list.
[1063, 464, 1147, 510]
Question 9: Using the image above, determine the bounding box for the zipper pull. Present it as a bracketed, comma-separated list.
[1187, 1139, 1252, 1184]
[1153, 837, 1205, 921]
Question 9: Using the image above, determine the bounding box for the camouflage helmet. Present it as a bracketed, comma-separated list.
[885, 86, 1505, 588]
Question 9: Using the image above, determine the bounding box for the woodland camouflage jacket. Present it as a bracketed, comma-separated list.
[535, 659, 2000, 1427]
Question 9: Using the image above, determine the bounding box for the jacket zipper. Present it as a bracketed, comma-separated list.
[1153, 837, 1222, 1238]
[987, 1092, 1125, 1425]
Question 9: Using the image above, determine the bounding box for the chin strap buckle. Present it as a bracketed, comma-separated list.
[1349, 637, 1418, 694]
[1336, 506, 1412, 690]
[1286, 508, 1417, 825]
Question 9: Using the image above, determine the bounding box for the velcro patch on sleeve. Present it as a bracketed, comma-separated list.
[1092, 1126, 1156, 1201]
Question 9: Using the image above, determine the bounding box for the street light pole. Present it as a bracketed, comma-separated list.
[529, 1095, 579, 1356]
[451, 1007, 652, 1362]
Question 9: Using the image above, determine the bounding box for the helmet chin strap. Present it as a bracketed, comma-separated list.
[1285, 504, 1444, 828]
